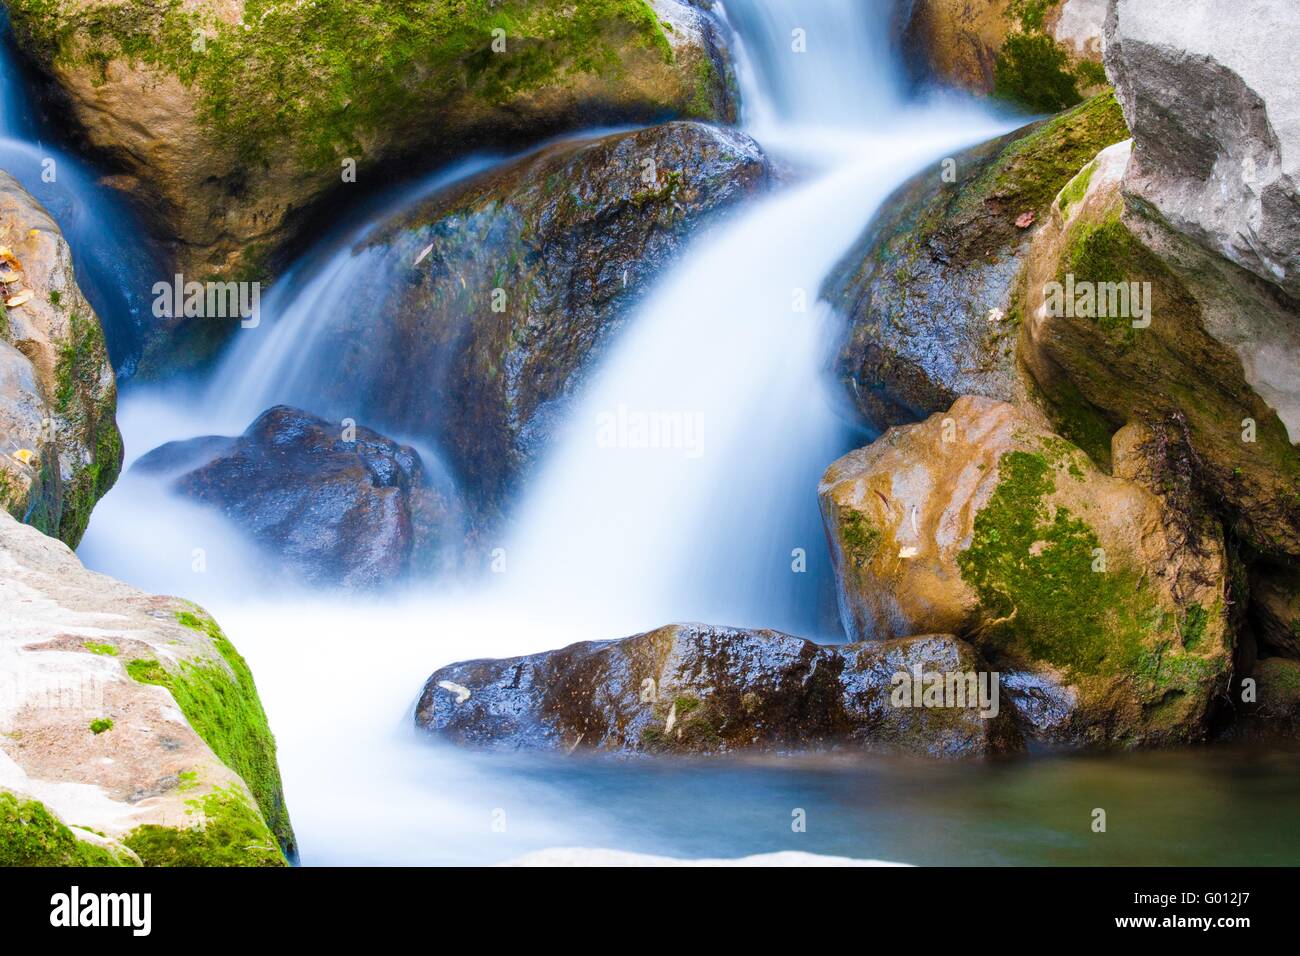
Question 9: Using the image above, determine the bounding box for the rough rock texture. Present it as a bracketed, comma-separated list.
[0, 170, 120, 548]
[819, 396, 1232, 747]
[902, 0, 1105, 109]
[134, 405, 455, 589]
[1228, 657, 1300, 739]
[298, 121, 768, 516]
[1105, 0, 1300, 298]
[1250, 564, 1300, 659]
[5, 0, 737, 286]
[416, 624, 1024, 759]
[1018, 134, 1300, 559]
[0, 511, 292, 865]
[826, 91, 1128, 432]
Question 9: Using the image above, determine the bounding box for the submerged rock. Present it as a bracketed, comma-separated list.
[135, 405, 456, 589]
[5, 0, 737, 291]
[819, 396, 1232, 747]
[0, 170, 121, 547]
[299, 121, 769, 516]
[825, 91, 1128, 431]
[416, 623, 1023, 759]
[0, 511, 292, 865]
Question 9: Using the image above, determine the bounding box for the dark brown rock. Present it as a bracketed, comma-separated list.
[416, 623, 1025, 759]
[293, 121, 769, 516]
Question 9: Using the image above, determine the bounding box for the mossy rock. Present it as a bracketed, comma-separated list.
[6, 0, 738, 287]
[819, 396, 1232, 747]
[0, 791, 138, 866]
[825, 91, 1129, 431]
[0, 171, 122, 548]
[1, 512, 294, 866]
[1019, 138, 1300, 560]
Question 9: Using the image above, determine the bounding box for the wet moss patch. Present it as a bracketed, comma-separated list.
[0, 791, 134, 866]
[13, 0, 674, 166]
[123, 788, 285, 867]
[957, 449, 1149, 674]
[125, 608, 294, 856]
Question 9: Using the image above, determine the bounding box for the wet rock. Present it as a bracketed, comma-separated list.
[5, 0, 737, 288]
[300, 121, 769, 516]
[0, 170, 120, 547]
[825, 92, 1128, 432]
[819, 395, 1232, 747]
[416, 623, 1023, 759]
[1105, 0, 1300, 298]
[135, 405, 456, 589]
[0, 511, 291, 864]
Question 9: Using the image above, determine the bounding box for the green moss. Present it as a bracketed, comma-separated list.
[123, 788, 285, 867]
[1059, 208, 1141, 339]
[1006, 0, 1059, 32]
[1180, 602, 1209, 650]
[83, 641, 118, 656]
[673, 695, 701, 716]
[12, 0, 677, 168]
[1057, 159, 1095, 214]
[47, 288, 61, 307]
[125, 608, 294, 856]
[1074, 59, 1108, 88]
[994, 31, 1082, 114]
[89, 718, 113, 734]
[45, 306, 121, 547]
[839, 510, 882, 568]
[956, 450, 1150, 674]
[0, 791, 134, 866]
[956, 91, 1129, 238]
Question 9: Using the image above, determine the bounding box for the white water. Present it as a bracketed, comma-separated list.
[58, 0, 1011, 863]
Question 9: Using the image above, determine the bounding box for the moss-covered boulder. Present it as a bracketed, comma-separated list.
[818, 396, 1233, 747]
[0, 789, 139, 865]
[825, 91, 1128, 431]
[902, 0, 1107, 111]
[416, 623, 1025, 758]
[5, 0, 738, 288]
[0, 510, 293, 865]
[291, 121, 767, 516]
[0, 170, 121, 548]
[1018, 136, 1300, 559]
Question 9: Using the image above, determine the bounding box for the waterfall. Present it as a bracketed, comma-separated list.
[1, 11, 160, 372]
[62, 0, 1009, 862]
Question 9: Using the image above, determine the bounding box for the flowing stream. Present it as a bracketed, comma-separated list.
[5, 1, 1300, 865]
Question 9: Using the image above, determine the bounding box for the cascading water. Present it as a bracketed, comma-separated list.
[1, 9, 161, 373]
[65, 1, 1009, 862]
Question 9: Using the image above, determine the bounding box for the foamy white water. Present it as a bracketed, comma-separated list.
[67, 0, 1011, 863]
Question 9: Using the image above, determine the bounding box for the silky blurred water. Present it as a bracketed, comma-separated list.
[5, 0, 1290, 867]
